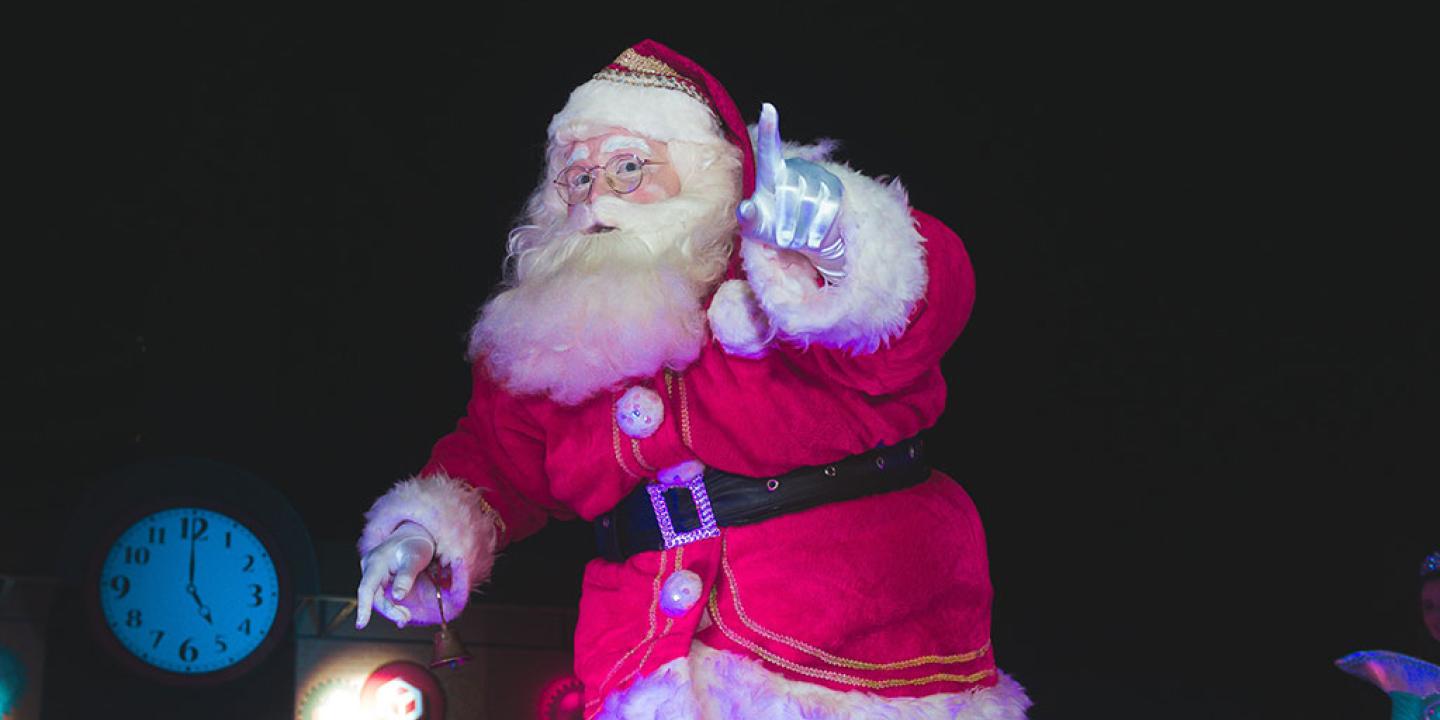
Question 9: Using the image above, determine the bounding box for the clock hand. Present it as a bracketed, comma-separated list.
[186, 528, 213, 624]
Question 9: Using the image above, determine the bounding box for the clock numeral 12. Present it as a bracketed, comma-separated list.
[180, 517, 208, 541]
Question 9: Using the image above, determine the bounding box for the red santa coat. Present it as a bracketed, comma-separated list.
[360, 156, 1031, 719]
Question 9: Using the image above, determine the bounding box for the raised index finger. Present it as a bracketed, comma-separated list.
[755, 103, 786, 193]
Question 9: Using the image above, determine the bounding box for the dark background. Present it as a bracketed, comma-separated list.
[5, 8, 1434, 719]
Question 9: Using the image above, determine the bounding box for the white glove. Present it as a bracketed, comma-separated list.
[355, 520, 436, 629]
[737, 103, 847, 281]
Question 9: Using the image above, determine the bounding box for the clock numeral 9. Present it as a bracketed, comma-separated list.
[126, 609, 142, 628]
[248, 584, 263, 607]
[110, 575, 130, 599]
[124, 546, 150, 565]
[179, 638, 198, 663]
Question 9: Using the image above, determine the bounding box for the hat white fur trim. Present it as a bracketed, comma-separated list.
[596, 641, 1032, 719]
[548, 78, 724, 145]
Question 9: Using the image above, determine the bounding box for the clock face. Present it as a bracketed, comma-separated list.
[98, 506, 281, 675]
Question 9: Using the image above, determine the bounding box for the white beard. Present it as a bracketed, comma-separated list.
[468, 154, 739, 406]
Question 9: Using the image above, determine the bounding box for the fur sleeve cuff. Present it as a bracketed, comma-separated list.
[738, 161, 927, 353]
[358, 473, 499, 624]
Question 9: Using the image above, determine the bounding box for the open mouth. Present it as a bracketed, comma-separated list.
[583, 224, 617, 235]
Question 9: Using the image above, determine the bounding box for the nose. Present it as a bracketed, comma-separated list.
[584, 174, 616, 203]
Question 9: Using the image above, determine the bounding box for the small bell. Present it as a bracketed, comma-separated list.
[426, 566, 472, 670]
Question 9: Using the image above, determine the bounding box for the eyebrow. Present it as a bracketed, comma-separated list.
[600, 136, 652, 155]
[568, 145, 590, 164]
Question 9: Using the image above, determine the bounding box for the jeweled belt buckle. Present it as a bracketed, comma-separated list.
[646, 472, 720, 549]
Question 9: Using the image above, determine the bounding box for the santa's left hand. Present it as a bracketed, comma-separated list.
[737, 103, 846, 280]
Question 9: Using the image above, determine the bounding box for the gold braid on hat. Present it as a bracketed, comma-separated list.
[594, 49, 711, 110]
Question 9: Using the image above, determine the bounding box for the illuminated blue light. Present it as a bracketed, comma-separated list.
[0, 645, 26, 716]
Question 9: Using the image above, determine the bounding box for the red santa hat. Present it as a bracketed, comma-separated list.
[546, 39, 758, 197]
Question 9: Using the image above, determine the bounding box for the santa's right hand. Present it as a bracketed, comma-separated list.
[355, 520, 436, 629]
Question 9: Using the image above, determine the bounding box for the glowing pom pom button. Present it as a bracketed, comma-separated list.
[615, 386, 664, 439]
[660, 569, 704, 617]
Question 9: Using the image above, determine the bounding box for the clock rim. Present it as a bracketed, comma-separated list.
[86, 495, 293, 687]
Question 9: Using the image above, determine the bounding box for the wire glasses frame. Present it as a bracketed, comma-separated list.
[553, 153, 667, 206]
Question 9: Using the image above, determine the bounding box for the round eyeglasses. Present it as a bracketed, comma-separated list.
[553, 153, 666, 206]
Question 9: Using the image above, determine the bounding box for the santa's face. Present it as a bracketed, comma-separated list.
[558, 129, 683, 233]
[468, 126, 743, 405]
[1423, 578, 1440, 642]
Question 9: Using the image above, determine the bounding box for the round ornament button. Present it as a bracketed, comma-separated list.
[659, 569, 703, 617]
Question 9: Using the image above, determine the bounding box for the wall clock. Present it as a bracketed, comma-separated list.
[93, 502, 289, 682]
[44, 456, 316, 716]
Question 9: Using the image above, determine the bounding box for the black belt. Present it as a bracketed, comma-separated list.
[595, 436, 929, 562]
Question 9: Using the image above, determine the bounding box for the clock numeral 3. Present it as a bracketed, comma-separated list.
[248, 584, 263, 607]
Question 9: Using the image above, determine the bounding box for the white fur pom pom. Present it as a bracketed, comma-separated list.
[706, 279, 773, 358]
[615, 386, 665, 439]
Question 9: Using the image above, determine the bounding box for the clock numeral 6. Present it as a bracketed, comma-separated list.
[179, 638, 198, 663]
[110, 575, 130, 599]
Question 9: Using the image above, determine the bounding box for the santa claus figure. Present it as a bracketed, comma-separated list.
[356, 39, 1032, 719]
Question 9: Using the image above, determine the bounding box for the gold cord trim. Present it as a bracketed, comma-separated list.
[614, 545, 682, 691]
[719, 538, 991, 670]
[708, 589, 996, 690]
[676, 372, 694, 449]
[474, 493, 508, 545]
[611, 416, 644, 480]
[587, 548, 671, 708]
[630, 438, 656, 473]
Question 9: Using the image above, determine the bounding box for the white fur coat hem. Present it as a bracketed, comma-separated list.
[596, 641, 1031, 720]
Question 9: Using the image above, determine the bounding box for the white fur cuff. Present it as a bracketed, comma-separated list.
[359, 473, 498, 623]
[741, 160, 928, 354]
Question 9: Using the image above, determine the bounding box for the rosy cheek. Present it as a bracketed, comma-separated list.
[629, 184, 670, 203]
